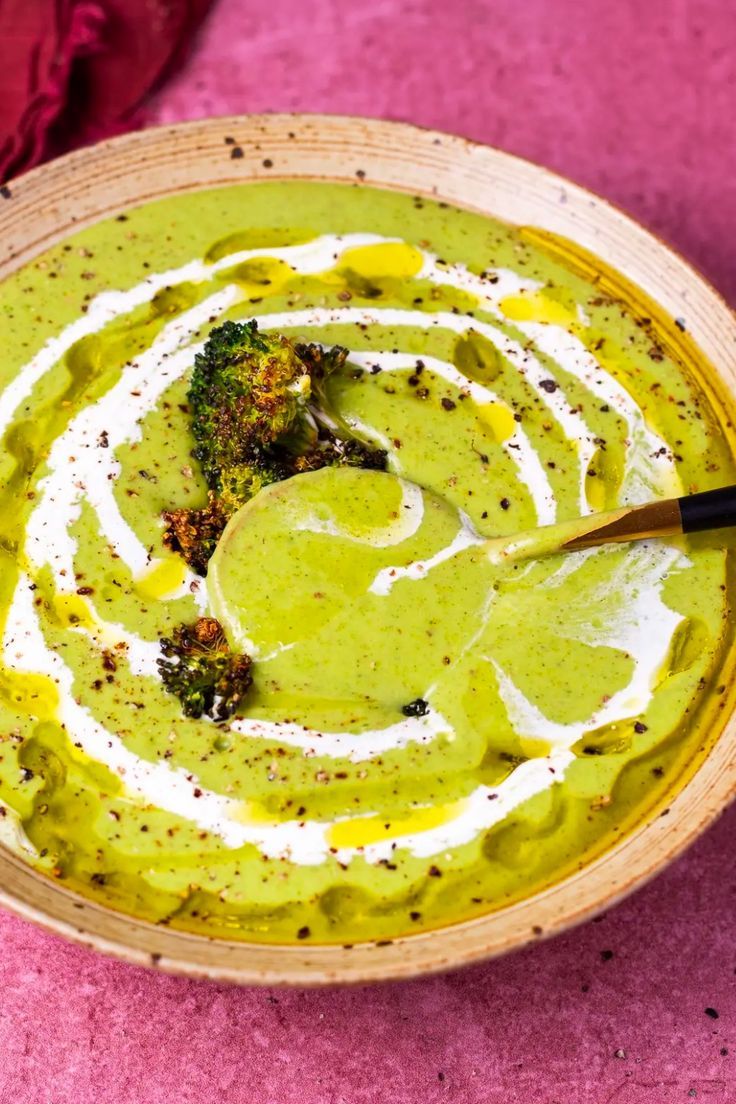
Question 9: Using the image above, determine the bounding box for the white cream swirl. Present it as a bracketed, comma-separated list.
[0, 233, 684, 865]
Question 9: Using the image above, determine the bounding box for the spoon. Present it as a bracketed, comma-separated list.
[485, 483, 736, 563]
[207, 470, 736, 684]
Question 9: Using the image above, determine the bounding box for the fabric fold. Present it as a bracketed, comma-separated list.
[0, 0, 213, 183]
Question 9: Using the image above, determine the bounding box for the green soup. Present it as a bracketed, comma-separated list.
[0, 182, 733, 944]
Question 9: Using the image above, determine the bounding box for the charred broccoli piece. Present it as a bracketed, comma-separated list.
[163, 319, 387, 572]
[187, 319, 316, 513]
[157, 617, 253, 721]
[293, 339, 350, 391]
[158, 323, 388, 718]
[162, 493, 230, 578]
[292, 436, 390, 474]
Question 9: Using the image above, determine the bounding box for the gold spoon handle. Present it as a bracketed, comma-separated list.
[486, 484, 736, 562]
[561, 497, 683, 552]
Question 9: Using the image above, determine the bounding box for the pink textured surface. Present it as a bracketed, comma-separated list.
[2, 2, 736, 1101]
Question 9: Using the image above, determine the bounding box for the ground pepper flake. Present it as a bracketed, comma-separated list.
[102, 651, 117, 673]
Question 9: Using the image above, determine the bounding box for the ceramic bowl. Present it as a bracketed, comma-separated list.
[1, 115, 734, 984]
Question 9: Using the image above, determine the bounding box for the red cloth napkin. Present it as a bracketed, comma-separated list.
[0, 0, 213, 183]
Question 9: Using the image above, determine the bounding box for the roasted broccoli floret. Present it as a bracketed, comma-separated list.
[187, 320, 315, 512]
[163, 319, 387, 572]
[162, 494, 230, 578]
[157, 617, 253, 721]
[158, 323, 387, 717]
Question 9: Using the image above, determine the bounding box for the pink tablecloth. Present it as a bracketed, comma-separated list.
[2, 2, 735, 1101]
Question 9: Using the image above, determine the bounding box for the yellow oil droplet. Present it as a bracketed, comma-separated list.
[231, 799, 281, 826]
[65, 333, 105, 385]
[477, 402, 517, 443]
[590, 344, 681, 500]
[519, 736, 553, 759]
[585, 471, 607, 512]
[136, 557, 188, 601]
[454, 330, 503, 385]
[338, 242, 424, 280]
[573, 718, 634, 757]
[225, 256, 293, 299]
[585, 444, 624, 512]
[499, 291, 580, 328]
[204, 227, 315, 264]
[52, 592, 96, 630]
[0, 668, 59, 721]
[149, 282, 200, 319]
[326, 798, 466, 850]
[590, 345, 641, 407]
[665, 618, 709, 677]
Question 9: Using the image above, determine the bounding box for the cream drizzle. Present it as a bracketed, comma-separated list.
[229, 708, 451, 764]
[0, 231, 686, 864]
[369, 516, 484, 596]
[69, 604, 163, 678]
[349, 349, 557, 524]
[336, 750, 576, 865]
[4, 575, 575, 863]
[249, 306, 676, 512]
[4, 576, 251, 850]
[491, 543, 685, 748]
[0, 233, 393, 440]
[25, 288, 240, 587]
[0, 801, 35, 855]
[520, 324, 681, 503]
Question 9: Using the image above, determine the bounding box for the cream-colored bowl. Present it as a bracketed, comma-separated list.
[1, 115, 735, 985]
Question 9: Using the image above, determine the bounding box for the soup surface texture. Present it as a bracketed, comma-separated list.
[0, 182, 733, 944]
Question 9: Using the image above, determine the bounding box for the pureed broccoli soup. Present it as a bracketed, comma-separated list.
[0, 181, 734, 945]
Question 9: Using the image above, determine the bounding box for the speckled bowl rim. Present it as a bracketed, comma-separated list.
[0, 114, 735, 986]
